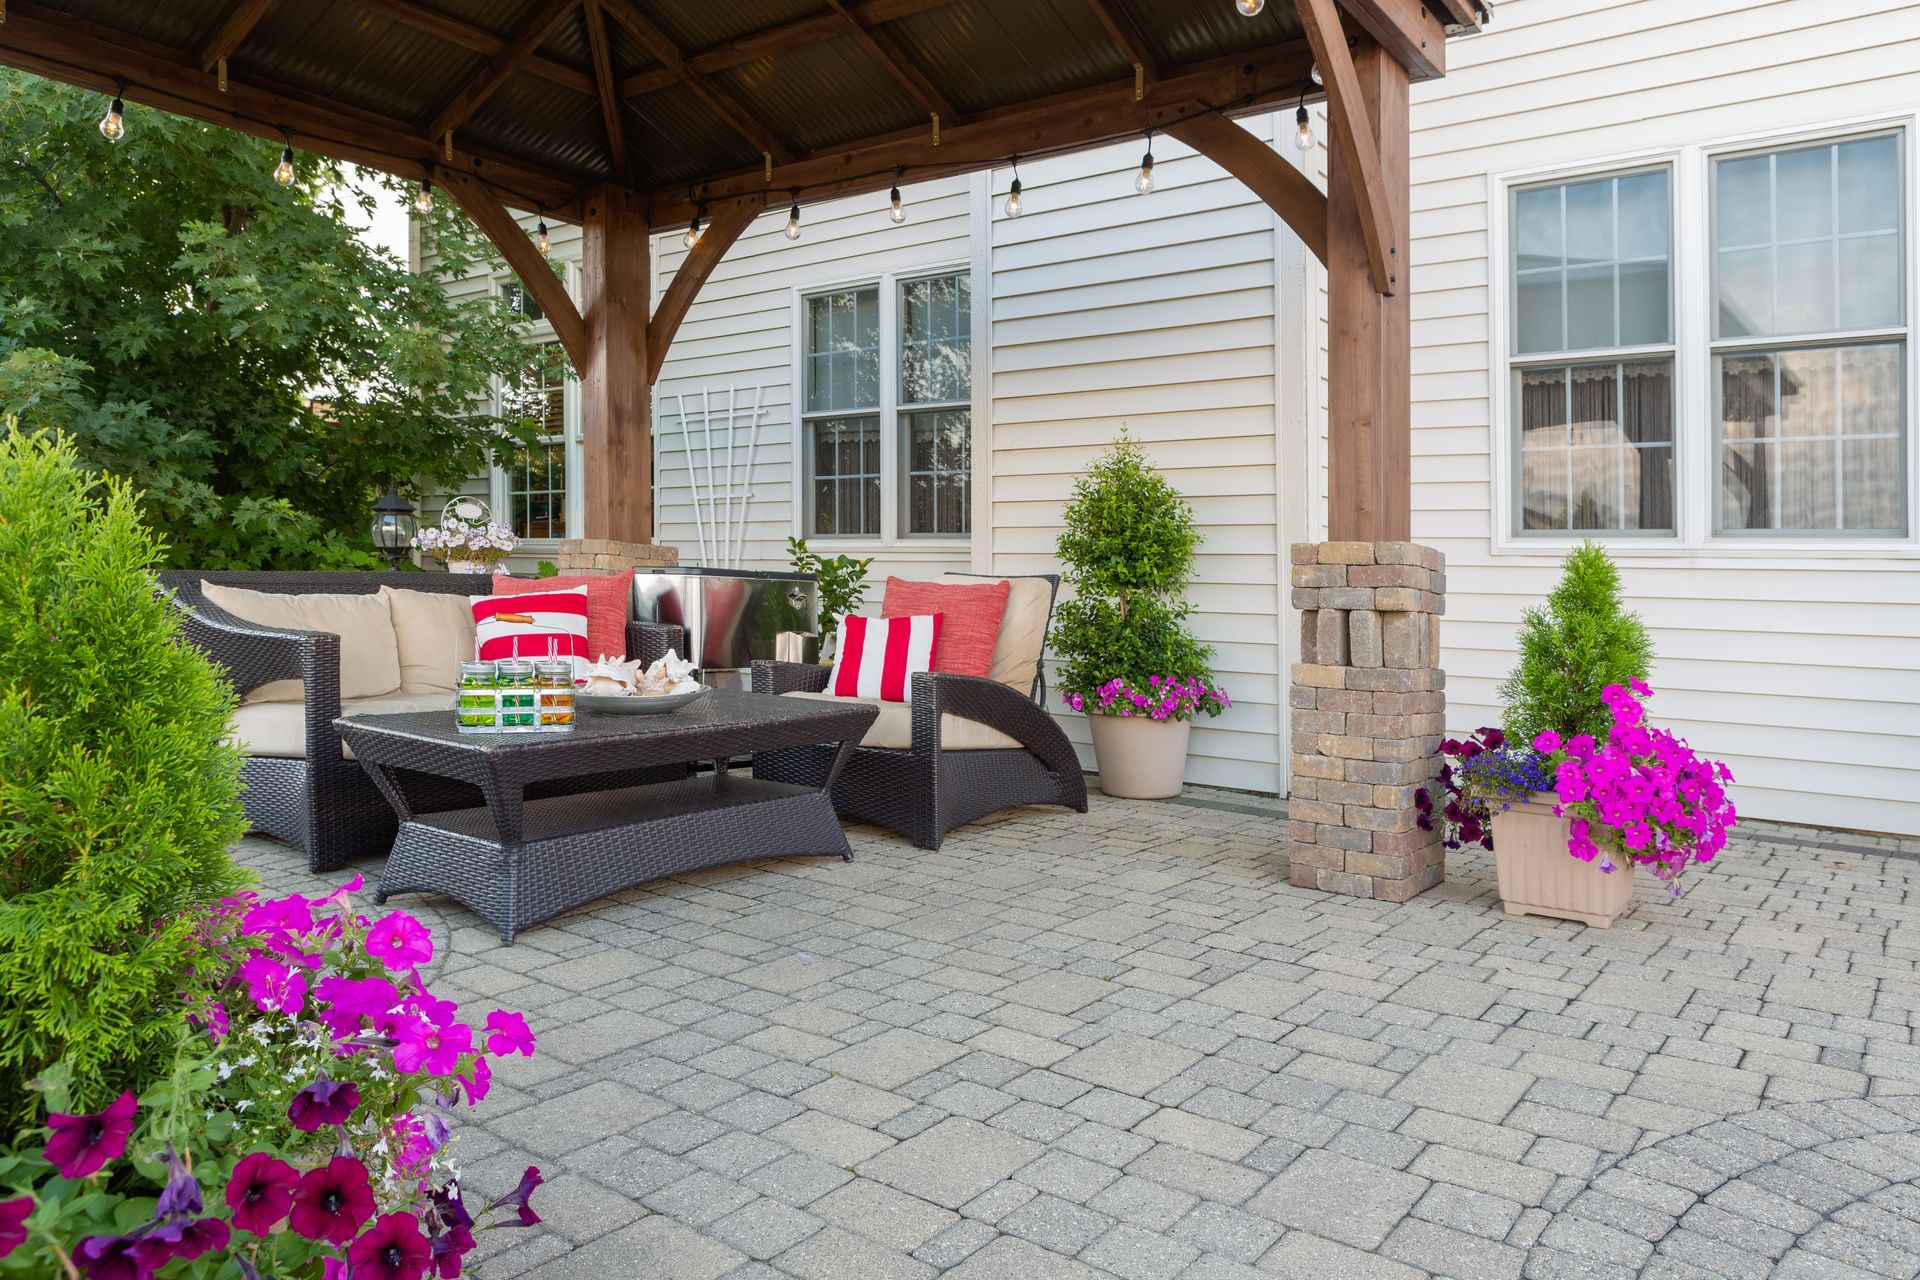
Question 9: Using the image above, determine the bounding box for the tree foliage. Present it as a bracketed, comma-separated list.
[0, 428, 248, 1127]
[0, 72, 561, 569]
[1049, 433, 1217, 707]
[1498, 541, 1656, 745]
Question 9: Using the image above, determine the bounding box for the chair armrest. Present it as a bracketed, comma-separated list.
[912, 672, 1077, 777]
[752, 659, 832, 695]
[627, 621, 685, 666]
[158, 588, 345, 759]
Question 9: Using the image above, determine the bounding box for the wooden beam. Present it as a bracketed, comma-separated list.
[0, 3, 584, 215]
[597, 0, 794, 162]
[647, 40, 1315, 225]
[198, 0, 274, 71]
[1334, 0, 1447, 80]
[1430, 0, 1480, 26]
[578, 185, 653, 543]
[581, 0, 630, 185]
[1081, 0, 1158, 82]
[439, 171, 589, 369]
[687, 0, 956, 77]
[1299, 0, 1395, 295]
[1166, 113, 1325, 265]
[822, 0, 955, 122]
[1325, 38, 1411, 542]
[647, 196, 762, 384]
[427, 0, 578, 143]
[349, 0, 596, 98]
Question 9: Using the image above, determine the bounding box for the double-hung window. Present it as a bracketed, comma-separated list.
[1511, 169, 1676, 535]
[499, 351, 568, 540]
[1711, 133, 1907, 535]
[801, 270, 972, 539]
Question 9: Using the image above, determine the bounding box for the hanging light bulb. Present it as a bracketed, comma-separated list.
[274, 143, 295, 187]
[1135, 131, 1155, 194]
[889, 168, 907, 224]
[1003, 157, 1023, 218]
[1295, 103, 1314, 152]
[534, 211, 550, 255]
[415, 175, 433, 214]
[785, 189, 802, 241]
[685, 203, 704, 249]
[1235, 0, 1265, 15]
[98, 89, 126, 142]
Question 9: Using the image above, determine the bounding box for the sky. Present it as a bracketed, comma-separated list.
[341, 168, 412, 265]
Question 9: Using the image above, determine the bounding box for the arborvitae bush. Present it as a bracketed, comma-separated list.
[1050, 432, 1216, 703]
[1499, 541, 1655, 746]
[0, 427, 247, 1127]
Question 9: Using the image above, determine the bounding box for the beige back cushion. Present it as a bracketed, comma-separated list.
[380, 586, 478, 694]
[200, 582, 403, 704]
[943, 574, 1050, 695]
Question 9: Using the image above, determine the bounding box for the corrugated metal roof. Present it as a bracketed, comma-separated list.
[719, 35, 924, 155]
[887, 0, 1127, 117]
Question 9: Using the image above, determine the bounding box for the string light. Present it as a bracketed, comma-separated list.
[1135, 130, 1155, 194]
[534, 209, 550, 255]
[414, 174, 433, 214]
[785, 188, 802, 241]
[685, 200, 705, 249]
[1294, 87, 1314, 153]
[1235, 0, 1265, 15]
[1003, 156, 1023, 218]
[98, 84, 126, 142]
[889, 167, 906, 224]
[274, 139, 294, 187]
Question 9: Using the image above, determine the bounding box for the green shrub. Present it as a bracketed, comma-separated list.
[1498, 541, 1655, 745]
[788, 536, 874, 648]
[0, 427, 247, 1128]
[1050, 433, 1223, 717]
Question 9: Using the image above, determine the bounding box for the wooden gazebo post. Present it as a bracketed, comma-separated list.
[578, 185, 653, 546]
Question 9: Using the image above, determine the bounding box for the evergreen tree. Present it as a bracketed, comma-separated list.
[1499, 541, 1655, 745]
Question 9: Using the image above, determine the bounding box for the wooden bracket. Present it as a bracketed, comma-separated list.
[1165, 113, 1327, 266]
[217, 56, 227, 91]
[931, 113, 939, 145]
[1298, 0, 1396, 295]
[199, 0, 274, 74]
[647, 196, 762, 384]
[438, 170, 590, 369]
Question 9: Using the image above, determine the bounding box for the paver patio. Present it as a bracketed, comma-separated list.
[234, 790, 1920, 1279]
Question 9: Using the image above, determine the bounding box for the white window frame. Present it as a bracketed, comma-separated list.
[788, 259, 978, 549]
[488, 270, 579, 549]
[1487, 110, 1920, 560]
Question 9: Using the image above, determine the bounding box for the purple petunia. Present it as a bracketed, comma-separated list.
[289, 1073, 362, 1132]
[227, 1152, 300, 1237]
[43, 1091, 137, 1180]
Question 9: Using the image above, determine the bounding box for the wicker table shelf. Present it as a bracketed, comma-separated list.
[336, 691, 878, 943]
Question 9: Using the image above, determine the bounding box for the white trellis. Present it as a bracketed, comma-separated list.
[667, 384, 767, 568]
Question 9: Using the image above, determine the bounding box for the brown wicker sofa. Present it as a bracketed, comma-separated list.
[158, 570, 680, 873]
[720, 573, 1088, 849]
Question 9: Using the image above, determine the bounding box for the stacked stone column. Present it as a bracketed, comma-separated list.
[1288, 541, 1447, 902]
[553, 538, 678, 572]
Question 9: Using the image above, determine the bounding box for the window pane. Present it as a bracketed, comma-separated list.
[1521, 446, 1566, 531]
[1839, 234, 1901, 330]
[1721, 443, 1771, 530]
[1564, 180, 1614, 266]
[1716, 154, 1772, 249]
[1841, 344, 1901, 435]
[1519, 367, 1569, 448]
[1716, 247, 1772, 338]
[1566, 267, 1615, 350]
[1778, 348, 1837, 439]
[1843, 437, 1903, 530]
[1621, 360, 1674, 443]
[1774, 241, 1835, 333]
[1777, 439, 1837, 530]
[1514, 187, 1562, 272]
[1512, 170, 1669, 355]
[1719, 352, 1776, 445]
[1774, 145, 1832, 242]
[804, 288, 880, 413]
[1618, 261, 1669, 346]
[901, 273, 972, 405]
[807, 416, 880, 536]
[902, 408, 971, 535]
[1839, 135, 1901, 235]
[1515, 274, 1564, 354]
[1617, 172, 1669, 260]
[501, 354, 567, 540]
[1514, 360, 1673, 534]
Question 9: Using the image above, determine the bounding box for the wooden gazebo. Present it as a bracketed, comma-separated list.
[0, 0, 1485, 545]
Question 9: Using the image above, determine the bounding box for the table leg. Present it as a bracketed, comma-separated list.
[822, 737, 861, 861]
[478, 768, 526, 945]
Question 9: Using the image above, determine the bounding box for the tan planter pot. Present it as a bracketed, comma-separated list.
[1490, 794, 1636, 928]
[1088, 714, 1191, 799]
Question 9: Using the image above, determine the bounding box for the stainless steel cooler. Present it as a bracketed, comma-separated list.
[633, 567, 817, 691]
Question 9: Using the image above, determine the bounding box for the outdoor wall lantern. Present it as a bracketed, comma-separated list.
[370, 482, 417, 567]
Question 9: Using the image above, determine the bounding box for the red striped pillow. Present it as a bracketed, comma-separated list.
[473, 588, 590, 672]
[830, 614, 942, 703]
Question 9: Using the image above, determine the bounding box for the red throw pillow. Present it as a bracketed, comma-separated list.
[492, 572, 630, 659]
[881, 577, 1011, 679]
[472, 588, 589, 670]
[831, 614, 942, 702]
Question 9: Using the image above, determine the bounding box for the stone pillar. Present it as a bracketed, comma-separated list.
[1288, 541, 1446, 901]
[553, 538, 678, 572]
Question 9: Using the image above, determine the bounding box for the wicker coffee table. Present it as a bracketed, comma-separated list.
[336, 691, 878, 943]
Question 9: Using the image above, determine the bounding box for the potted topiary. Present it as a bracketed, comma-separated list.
[1051, 433, 1228, 799]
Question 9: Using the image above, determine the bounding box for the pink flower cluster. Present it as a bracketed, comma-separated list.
[1531, 680, 1738, 894]
[1064, 676, 1230, 722]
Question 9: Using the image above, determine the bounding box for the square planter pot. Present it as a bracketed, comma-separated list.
[1490, 794, 1635, 928]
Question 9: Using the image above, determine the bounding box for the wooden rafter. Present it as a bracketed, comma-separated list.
[1298, 0, 1395, 295]
[581, 0, 630, 185]
[647, 39, 1313, 225]
[596, 0, 793, 163]
[438, 171, 590, 368]
[1430, 0, 1481, 25]
[198, 0, 275, 72]
[648, 196, 762, 384]
[1333, 0, 1448, 81]
[1166, 112, 1324, 264]
[0, 3, 582, 215]
[617, 0, 960, 97]
[426, 0, 579, 144]
[1080, 0, 1158, 83]
[349, 0, 596, 98]
[822, 0, 955, 123]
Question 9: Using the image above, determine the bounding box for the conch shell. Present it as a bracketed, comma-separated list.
[575, 650, 701, 697]
[639, 649, 701, 696]
[578, 653, 636, 697]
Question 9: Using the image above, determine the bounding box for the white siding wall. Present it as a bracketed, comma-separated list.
[1409, 0, 1920, 835]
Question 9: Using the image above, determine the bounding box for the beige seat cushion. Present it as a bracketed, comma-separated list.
[202, 582, 403, 704]
[228, 691, 453, 760]
[944, 574, 1050, 696]
[783, 691, 1022, 751]
[380, 585, 478, 693]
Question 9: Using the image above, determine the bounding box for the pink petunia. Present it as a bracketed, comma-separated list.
[0, 1196, 31, 1259]
[484, 1011, 536, 1058]
[238, 955, 308, 1016]
[366, 913, 434, 971]
[393, 1015, 473, 1076]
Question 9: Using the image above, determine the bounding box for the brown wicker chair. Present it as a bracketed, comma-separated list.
[726, 572, 1088, 849]
[158, 571, 682, 873]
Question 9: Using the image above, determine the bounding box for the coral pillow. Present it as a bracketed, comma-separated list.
[881, 577, 1010, 679]
[831, 614, 942, 703]
[492, 572, 630, 659]
[473, 588, 589, 671]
